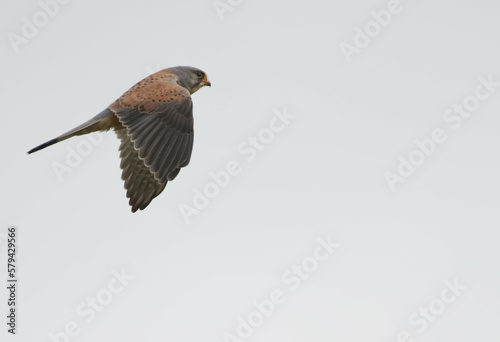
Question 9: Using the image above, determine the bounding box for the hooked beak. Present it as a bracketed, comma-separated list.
[203, 77, 211, 88]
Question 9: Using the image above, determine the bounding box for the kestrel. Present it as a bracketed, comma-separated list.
[28, 66, 211, 212]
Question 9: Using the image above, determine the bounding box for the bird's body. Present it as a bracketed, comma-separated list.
[28, 66, 211, 212]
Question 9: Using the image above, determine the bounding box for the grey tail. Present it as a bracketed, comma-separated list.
[27, 108, 114, 154]
[28, 138, 61, 154]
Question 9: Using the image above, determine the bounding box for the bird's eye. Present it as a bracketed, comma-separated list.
[196, 72, 204, 78]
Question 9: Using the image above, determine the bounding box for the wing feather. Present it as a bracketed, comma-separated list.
[110, 72, 195, 211]
[116, 129, 167, 212]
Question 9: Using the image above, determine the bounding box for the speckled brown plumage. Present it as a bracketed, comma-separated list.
[28, 66, 211, 212]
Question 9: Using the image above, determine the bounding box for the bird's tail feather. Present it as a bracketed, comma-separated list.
[27, 108, 115, 154]
[28, 137, 62, 154]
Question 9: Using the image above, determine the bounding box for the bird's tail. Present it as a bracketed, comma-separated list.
[27, 108, 115, 154]
[28, 137, 62, 154]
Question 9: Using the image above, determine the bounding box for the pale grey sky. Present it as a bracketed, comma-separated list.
[1, 0, 500, 341]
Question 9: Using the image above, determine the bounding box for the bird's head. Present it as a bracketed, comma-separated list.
[170, 66, 211, 94]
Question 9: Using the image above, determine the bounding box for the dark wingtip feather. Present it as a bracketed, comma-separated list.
[27, 138, 59, 154]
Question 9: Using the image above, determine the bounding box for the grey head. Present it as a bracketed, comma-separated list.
[169, 66, 211, 94]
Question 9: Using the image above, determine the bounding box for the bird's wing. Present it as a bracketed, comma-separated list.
[115, 129, 167, 212]
[110, 73, 195, 211]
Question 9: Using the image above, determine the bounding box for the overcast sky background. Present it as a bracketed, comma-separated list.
[1, 0, 500, 341]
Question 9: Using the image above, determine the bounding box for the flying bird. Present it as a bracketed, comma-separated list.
[28, 66, 211, 212]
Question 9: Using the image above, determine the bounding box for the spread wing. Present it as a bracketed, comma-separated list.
[110, 72, 194, 212]
[115, 129, 168, 212]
